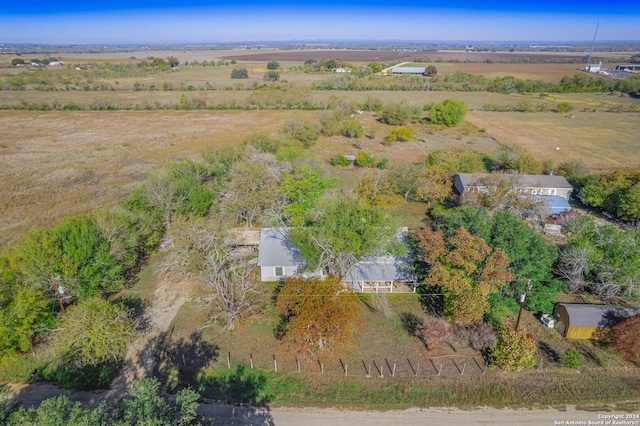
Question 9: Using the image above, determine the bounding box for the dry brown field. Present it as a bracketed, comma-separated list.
[1, 49, 639, 249]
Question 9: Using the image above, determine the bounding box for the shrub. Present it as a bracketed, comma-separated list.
[429, 99, 468, 127]
[263, 71, 280, 82]
[491, 326, 537, 372]
[283, 119, 319, 147]
[380, 100, 414, 125]
[360, 96, 384, 112]
[562, 348, 582, 369]
[415, 318, 453, 351]
[556, 101, 573, 113]
[455, 323, 497, 352]
[355, 151, 376, 168]
[231, 68, 248, 79]
[376, 157, 388, 170]
[329, 155, 350, 166]
[387, 127, 413, 143]
[267, 60, 280, 70]
[340, 120, 364, 138]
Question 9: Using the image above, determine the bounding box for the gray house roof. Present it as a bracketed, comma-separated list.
[257, 228, 303, 267]
[344, 255, 416, 283]
[257, 227, 415, 282]
[558, 303, 640, 328]
[392, 67, 426, 74]
[456, 173, 572, 190]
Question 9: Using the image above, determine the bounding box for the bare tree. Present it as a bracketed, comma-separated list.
[158, 218, 262, 330]
[145, 176, 183, 228]
[201, 253, 261, 330]
[555, 245, 591, 293]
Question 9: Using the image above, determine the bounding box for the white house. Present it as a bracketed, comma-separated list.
[256, 228, 324, 282]
[453, 173, 573, 200]
[257, 227, 416, 292]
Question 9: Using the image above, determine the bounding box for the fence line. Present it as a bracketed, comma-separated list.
[209, 352, 490, 380]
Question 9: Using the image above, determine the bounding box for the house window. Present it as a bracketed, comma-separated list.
[275, 267, 283, 277]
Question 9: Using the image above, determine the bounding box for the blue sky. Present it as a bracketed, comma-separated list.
[1, 1, 638, 44]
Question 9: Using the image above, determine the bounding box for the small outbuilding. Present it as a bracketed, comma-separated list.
[343, 255, 417, 293]
[552, 303, 640, 339]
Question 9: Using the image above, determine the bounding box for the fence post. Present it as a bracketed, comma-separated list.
[227, 352, 230, 369]
[250, 353, 253, 369]
[438, 363, 443, 376]
[416, 363, 419, 377]
[273, 355, 277, 373]
[296, 356, 300, 373]
[392, 363, 396, 377]
[484, 361, 488, 374]
[183, 353, 187, 367]
[368, 364, 371, 378]
[461, 363, 466, 375]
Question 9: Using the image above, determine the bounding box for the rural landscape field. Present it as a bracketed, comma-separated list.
[1, 43, 640, 424]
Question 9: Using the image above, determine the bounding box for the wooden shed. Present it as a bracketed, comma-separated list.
[553, 303, 640, 339]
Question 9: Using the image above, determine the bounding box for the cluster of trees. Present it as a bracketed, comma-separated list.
[571, 167, 640, 221]
[0, 208, 159, 357]
[302, 58, 353, 73]
[313, 69, 640, 97]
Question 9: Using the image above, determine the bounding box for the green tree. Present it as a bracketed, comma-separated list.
[392, 163, 423, 200]
[434, 207, 563, 313]
[0, 286, 51, 356]
[280, 166, 336, 226]
[276, 276, 363, 360]
[50, 298, 136, 369]
[267, 60, 280, 70]
[230, 68, 248, 79]
[51, 215, 124, 300]
[367, 61, 383, 73]
[290, 196, 395, 277]
[429, 99, 468, 126]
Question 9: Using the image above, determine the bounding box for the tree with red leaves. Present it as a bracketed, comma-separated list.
[608, 313, 640, 362]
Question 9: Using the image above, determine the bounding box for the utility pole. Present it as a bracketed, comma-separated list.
[515, 280, 531, 331]
[52, 275, 65, 313]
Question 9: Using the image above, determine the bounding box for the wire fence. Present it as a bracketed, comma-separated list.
[163, 348, 495, 380]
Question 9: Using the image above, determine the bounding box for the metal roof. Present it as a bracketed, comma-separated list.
[537, 195, 571, 215]
[257, 228, 304, 267]
[456, 173, 572, 189]
[392, 67, 425, 73]
[344, 255, 416, 283]
[557, 303, 640, 328]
